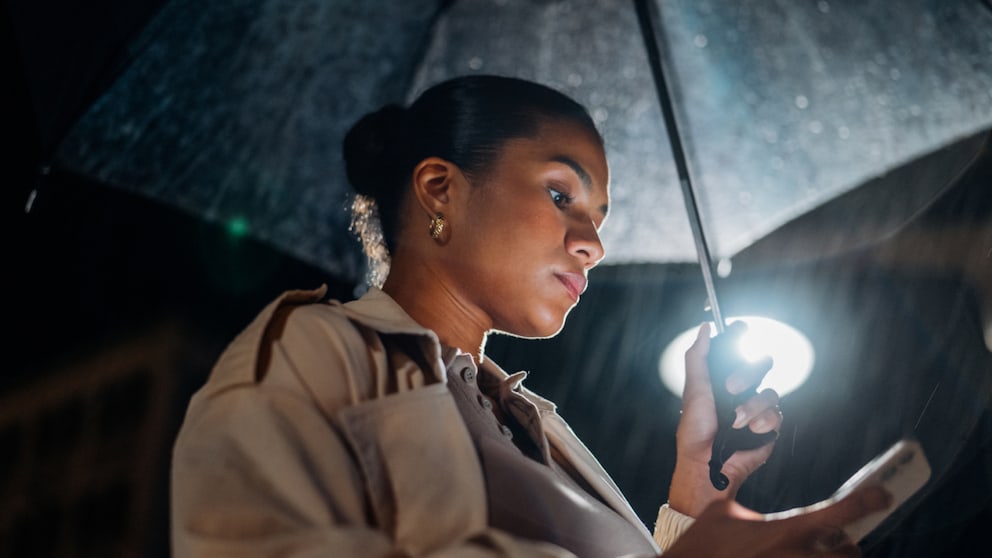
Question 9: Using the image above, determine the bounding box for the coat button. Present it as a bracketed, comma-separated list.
[499, 425, 514, 439]
[479, 396, 493, 411]
[462, 368, 476, 383]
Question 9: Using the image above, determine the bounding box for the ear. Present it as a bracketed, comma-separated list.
[410, 156, 466, 217]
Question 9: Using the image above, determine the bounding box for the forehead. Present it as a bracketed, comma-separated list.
[504, 120, 611, 191]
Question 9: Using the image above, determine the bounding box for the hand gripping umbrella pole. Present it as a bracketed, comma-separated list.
[634, 0, 777, 490]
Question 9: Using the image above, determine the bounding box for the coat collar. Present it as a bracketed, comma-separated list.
[344, 288, 559, 414]
[339, 286, 441, 339]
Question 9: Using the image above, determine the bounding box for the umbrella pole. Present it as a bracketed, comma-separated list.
[637, 0, 759, 493]
[634, 0, 725, 334]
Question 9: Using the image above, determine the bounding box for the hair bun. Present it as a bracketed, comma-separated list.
[342, 104, 411, 199]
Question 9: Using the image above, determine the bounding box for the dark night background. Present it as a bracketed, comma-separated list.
[4, 1, 991, 557]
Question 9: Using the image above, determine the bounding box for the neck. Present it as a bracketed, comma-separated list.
[382, 253, 491, 365]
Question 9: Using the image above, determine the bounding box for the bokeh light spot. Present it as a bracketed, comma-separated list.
[226, 216, 249, 238]
[659, 316, 814, 397]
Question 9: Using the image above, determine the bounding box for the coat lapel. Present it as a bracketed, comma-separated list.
[541, 416, 655, 542]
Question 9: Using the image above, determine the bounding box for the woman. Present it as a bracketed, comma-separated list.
[170, 75, 889, 557]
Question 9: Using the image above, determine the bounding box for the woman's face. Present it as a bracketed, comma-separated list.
[445, 119, 610, 339]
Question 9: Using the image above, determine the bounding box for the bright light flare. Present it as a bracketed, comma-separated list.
[659, 316, 814, 397]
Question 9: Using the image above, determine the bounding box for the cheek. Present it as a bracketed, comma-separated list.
[505, 204, 566, 250]
[467, 200, 559, 262]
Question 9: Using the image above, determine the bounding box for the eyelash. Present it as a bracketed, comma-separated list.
[548, 187, 574, 209]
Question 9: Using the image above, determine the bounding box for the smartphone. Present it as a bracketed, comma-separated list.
[829, 438, 931, 542]
[764, 438, 931, 542]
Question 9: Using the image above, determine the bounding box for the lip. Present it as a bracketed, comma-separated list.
[555, 272, 587, 302]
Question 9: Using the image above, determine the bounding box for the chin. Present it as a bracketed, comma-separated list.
[493, 318, 565, 341]
[499, 326, 564, 341]
[494, 299, 576, 339]
[521, 308, 572, 339]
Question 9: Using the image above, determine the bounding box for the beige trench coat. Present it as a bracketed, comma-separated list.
[170, 286, 693, 557]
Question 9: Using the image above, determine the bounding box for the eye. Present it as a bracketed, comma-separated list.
[548, 187, 574, 209]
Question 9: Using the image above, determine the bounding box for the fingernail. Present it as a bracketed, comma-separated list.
[750, 416, 769, 432]
[726, 377, 746, 394]
[733, 408, 746, 428]
[864, 486, 893, 511]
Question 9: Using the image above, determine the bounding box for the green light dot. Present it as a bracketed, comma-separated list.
[227, 217, 249, 238]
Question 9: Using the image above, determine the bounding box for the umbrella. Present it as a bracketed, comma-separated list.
[23, 0, 991, 282]
[8, 0, 992, 556]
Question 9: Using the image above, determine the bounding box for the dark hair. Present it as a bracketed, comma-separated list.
[342, 74, 602, 286]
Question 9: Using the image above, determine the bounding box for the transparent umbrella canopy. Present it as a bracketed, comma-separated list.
[50, 0, 992, 283]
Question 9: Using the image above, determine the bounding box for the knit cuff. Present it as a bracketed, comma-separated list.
[653, 503, 695, 553]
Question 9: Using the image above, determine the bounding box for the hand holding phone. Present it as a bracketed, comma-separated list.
[830, 438, 931, 541]
[764, 438, 931, 542]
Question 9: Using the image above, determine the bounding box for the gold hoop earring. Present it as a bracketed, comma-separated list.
[428, 212, 450, 244]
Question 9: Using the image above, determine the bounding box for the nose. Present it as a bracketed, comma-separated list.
[566, 219, 606, 269]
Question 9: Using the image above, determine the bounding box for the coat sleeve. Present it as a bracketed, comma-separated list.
[653, 504, 695, 552]
[170, 303, 585, 558]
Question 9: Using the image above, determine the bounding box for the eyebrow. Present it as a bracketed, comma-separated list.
[550, 155, 609, 217]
